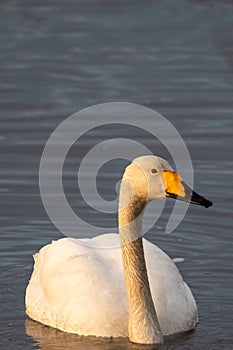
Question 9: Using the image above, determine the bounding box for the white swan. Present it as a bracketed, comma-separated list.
[25, 156, 212, 344]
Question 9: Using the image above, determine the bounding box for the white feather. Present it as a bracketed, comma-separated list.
[26, 233, 197, 337]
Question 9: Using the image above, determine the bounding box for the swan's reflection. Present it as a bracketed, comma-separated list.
[25, 318, 162, 350]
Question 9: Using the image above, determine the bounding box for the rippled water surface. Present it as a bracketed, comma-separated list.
[0, 1, 233, 349]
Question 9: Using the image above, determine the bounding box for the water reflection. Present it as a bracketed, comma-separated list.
[26, 318, 200, 350]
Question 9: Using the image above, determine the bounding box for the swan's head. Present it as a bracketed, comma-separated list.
[122, 155, 212, 208]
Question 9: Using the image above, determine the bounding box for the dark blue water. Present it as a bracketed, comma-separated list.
[0, 1, 233, 349]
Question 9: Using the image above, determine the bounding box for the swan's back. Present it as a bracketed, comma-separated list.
[25, 234, 197, 337]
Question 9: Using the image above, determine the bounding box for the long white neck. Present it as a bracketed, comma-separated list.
[118, 179, 163, 344]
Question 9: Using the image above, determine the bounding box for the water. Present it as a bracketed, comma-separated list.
[0, 0, 233, 349]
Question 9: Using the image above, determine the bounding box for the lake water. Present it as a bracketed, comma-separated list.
[0, 1, 233, 349]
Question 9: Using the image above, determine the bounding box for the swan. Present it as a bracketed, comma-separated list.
[25, 155, 212, 344]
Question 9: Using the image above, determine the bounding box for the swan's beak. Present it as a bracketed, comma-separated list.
[162, 171, 213, 208]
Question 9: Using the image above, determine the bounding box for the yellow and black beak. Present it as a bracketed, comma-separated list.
[162, 171, 213, 208]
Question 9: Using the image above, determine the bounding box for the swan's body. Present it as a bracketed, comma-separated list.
[26, 234, 197, 337]
[26, 156, 212, 344]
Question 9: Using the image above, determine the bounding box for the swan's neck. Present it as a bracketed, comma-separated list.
[118, 180, 163, 344]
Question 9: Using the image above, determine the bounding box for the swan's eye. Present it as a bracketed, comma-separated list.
[151, 169, 158, 174]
